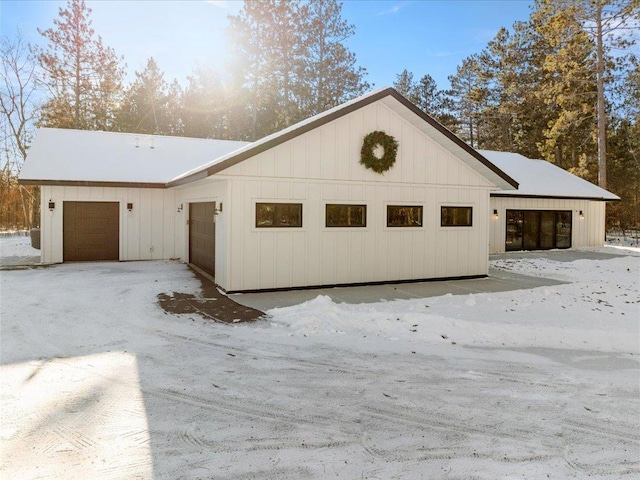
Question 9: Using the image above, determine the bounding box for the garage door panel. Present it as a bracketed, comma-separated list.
[75, 217, 114, 232]
[64, 202, 119, 262]
[189, 202, 215, 277]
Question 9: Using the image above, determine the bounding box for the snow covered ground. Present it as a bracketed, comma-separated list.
[0, 232, 40, 259]
[1, 238, 639, 479]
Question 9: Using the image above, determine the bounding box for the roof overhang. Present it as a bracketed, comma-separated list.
[491, 192, 620, 202]
[18, 179, 165, 188]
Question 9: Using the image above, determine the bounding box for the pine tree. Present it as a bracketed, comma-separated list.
[607, 61, 640, 230]
[527, 0, 638, 186]
[116, 57, 182, 135]
[530, 0, 598, 178]
[393, 70, 451, 125]
[35, 0, 124, 130]
[301, 0, 370, 117]
[447, 55, 489, 147]
[228, 0, 304, 139]
[393, 69, 417, 102]
[576, 0, 638, 189]
[227, 0, 369, 138]
[181, 65, 236, 139]
[414, 74, 451, 123]
[475, 23, 549, 155]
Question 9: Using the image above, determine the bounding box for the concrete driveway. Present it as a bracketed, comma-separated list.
[230, 249, 627, 311]
[230, 268, 566, 310]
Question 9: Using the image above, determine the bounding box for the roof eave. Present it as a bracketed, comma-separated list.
[490, 192, 620, 202]
[18, 179, 166, 189]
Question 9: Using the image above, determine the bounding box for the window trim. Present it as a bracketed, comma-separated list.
[325, 203, 367, 228]
[254, 201, 303, 229]
[440, 206, 473, 227]
[386, 204, 424, 228]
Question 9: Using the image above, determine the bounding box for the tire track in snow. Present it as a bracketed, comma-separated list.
[147, 387, 344, 432]
[363, 402, 545, 444]
[208, 466, 313, 480]
[156, 330, 369, 375]
[178, 431, 353, 453]
[563, 418, 640, 443]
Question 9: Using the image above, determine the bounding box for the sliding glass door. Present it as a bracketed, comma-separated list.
[506, 210, 572, 251]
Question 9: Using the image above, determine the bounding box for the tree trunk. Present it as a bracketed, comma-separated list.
[18, 185, 30, 230]
[595, 1, 607, 189]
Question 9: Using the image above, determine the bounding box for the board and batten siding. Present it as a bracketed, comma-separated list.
[223, 102, 491, 187]
[219, 178, 491, 291]
[173, 179, 228, 287]
[184, 100, 498, 291]
[40, 185, 178, 263]
[489, 196, 606, 254]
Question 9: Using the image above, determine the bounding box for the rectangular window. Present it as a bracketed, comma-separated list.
[255, 202, 302, 228]
[387, 205, 423, 227]
[326, 204, 366, 227]
[441, 206, 473, 227]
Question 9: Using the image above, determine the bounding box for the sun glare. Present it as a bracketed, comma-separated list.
[1, 352, 152, 479]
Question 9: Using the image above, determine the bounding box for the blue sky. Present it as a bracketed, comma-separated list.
[2, 0, 534, 90]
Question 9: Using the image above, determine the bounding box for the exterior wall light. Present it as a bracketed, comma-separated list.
[493, 209, 498, 219]
[177, 203, 183, 213]
[48, 201, 55, 211]
[579, 210, 584, 219]
[127, 202, 133, 211]
[215, 202, 223, 215]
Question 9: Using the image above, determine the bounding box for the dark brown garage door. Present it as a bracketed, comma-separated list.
[189, 202, 215, 277]
[63, 202, 120, 261]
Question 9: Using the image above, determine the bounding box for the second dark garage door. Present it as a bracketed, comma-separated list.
[63, 201, 120, 261]
[189, 202, 216, 277]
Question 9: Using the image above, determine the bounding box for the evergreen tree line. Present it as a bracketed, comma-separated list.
[1, 0, 638, 232]
[393, 0, 639, 231]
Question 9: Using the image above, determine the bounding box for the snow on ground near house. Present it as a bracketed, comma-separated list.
[1, 253, 639, 479]
[606, 234, 640, 249]
[0, 233, 40, 258]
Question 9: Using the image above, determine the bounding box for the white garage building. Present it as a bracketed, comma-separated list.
[19, 88, 618, 292]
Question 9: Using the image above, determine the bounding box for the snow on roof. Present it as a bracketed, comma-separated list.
[20, 91, 520, 192]
[479, 150, 620, 201]
[19, 128, 249, 185]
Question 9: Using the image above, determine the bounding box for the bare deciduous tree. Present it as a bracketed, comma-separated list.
[1, 30, 40, 229]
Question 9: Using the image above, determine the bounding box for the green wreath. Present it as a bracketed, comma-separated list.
[360, 130, 399, 174]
